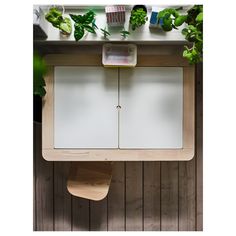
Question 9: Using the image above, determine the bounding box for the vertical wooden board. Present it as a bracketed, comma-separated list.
[161, 162, 178, 231]
[54, 162, 72, 231]
[107, 162, 125, 231]
[72, 197, 90, 231]
[143, 162, 161, 231]
[35, 122, 54, 231]
[33, 122, 37, 231]
[90, 198, 108, 231]
[126, 162, 143, 231]
[196, 63, 203, 231]
[178, 159, 196, 231]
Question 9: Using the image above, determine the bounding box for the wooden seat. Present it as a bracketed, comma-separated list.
[67, 162, 113, 201]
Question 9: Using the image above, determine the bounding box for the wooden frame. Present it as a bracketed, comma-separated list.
[42, 54, 194, 161]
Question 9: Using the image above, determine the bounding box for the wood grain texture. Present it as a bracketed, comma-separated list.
[126, 162, 143, 231]
[33, 122, 37, 231]
[54, 162, 72, 231]
[196, 63, 203, 231]
[161, 162, 179, 231]
[35, 122, 54, 231]
[90, 198, 108, 231]
[143, 162, 161, 231]
[179, 159, 196, 231]
[107, 162, 125, 231]
[72, 197, 90, 231]
[67, 162, 112, 201]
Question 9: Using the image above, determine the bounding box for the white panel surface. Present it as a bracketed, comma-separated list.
[119, 67, 183, 149]
[54, 66, 118, 148]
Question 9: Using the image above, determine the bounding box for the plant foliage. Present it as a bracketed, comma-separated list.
[120, 29, 130, 38]
[100, 27, 110, 39]
[130, 8, 148, 31]
[70, 10, 96, 41]
[157, 5, 203, 64]
[33, 53, 47, 97]
[45, 7, 72, 35]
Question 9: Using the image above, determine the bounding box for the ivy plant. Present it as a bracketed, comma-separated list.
[33, 53, 47, 97]
[157, 5, 203, 64]
[130, 8, 148, 31]
[45, 7, 72, 35]
[70, 10, 96, 41]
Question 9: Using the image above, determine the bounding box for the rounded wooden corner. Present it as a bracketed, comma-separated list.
[183, 148, 195, 161]
[42, 149, 52, 161]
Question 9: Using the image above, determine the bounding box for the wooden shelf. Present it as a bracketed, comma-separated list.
[34, 5, 189, 45]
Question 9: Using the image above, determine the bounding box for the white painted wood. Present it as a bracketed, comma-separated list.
[119, 67, 183, 149]
[54, 66, 118, 148]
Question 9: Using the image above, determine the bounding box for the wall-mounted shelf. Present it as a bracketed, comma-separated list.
[34, 5, 190, 45]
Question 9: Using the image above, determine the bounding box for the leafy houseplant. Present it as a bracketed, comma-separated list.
[130, 5, 148, 31]
[70, 10, 96, 41]
[33, 53, 47, 97]
[45, 7, 72, 35]
[157, 5, 203, 64]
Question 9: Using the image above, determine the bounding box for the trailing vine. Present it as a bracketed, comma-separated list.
[157, 5, 203, 64]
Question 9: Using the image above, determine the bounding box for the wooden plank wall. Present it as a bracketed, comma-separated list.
[33, 63, 203, 231]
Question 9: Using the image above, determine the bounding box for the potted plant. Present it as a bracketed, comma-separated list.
[157, 5, 203, 64]
[129, 5, 148, 31]
[33, 53, 47, 122]
[70, 10, 96, 41]
[45, 7, 72, 35]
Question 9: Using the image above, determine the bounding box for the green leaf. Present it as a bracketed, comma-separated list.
[69, 14, 83, 23]
[59, 17, 72, 34]
[74, 26, 84, 41]
[196, 12, 203, 22]
[174, 15, 187, 26]
[92, 19, 98, 29]
[84, 24, 96, 33]
[100, 28, 110, 38]
[33, 53, 47, 97]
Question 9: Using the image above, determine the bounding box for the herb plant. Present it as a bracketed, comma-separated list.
[157, 5, 203, 64]
[120, 29, 130, 38]
[33, 53, 47, 97]
[100, 27, 110, 39]
[130, 8, 148, 31]
[70, 10, 96, 41]
[45, 7, 72, 35]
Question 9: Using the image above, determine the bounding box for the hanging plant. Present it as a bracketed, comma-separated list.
[157, 5, 203, 64]
[45, 7, 72, 35]
[33, 53, 47, 97]
[70, 10, 96, 41]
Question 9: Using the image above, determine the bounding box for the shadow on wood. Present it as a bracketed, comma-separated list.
[67, 162, 113, 201]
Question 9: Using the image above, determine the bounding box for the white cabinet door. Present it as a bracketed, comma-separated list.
[119, 67, 183, 149]
[54, 66, 118, 148]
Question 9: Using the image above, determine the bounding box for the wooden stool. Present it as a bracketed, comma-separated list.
[67, 162, 113, 201]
